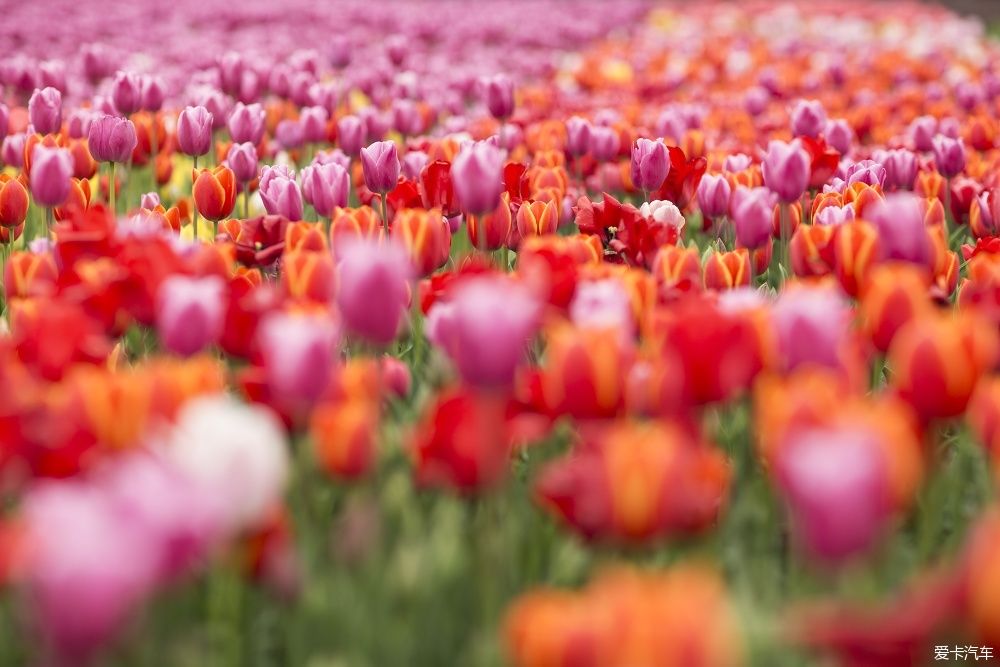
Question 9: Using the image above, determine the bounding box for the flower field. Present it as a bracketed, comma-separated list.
[3, 1, 1000, 665]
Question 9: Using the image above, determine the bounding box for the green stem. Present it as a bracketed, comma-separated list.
[193, 155, 200, 241]
[109, 162, 117, 216]
[380, 193, 389, 234]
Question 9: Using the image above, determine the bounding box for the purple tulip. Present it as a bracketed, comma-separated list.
[845, 159, 886, 188]
[825, 119, 854, 155]
[451, 140, 504, 215]
[483, 74, 515, 120]
[275, 119, 305, 150]
[226, 142, 259, 185]
[300, 106, 329, 143]
[630, 138, 670, 194]
[336, 237, 413, 345]
[762, 139, 810, 204]
[301, 162, 350, 217]
[30, 145, 73, 207]
[790, 99, 827, 139]
[392, 99, 422, 136]
[731, 186, 777, 250]
[401, 151, 429, 181]
[156, 275, 226, 356]
[588, 125, 620, 162]
[427, 276, 541, 387]
[697, 173, 732, 219]
[360, 140, 400, 194]
[28, 86, 62, 135]
[199, 90, 231, 131]
[228, 102, 266, 145]
[777, 426, 891, 563]
[565, 116, 592, 158]
[140, 192, 161, 210]
[87, 114, 138, 164]
[313, 149, 351, 171]
[868, 193, 935, 269]
[258, 165, 303, 220]
[176, 106, 214, 157]
[258, 312, 340, 406]
[111, 71, 142, 116]
[932, 135, 966, 178]
[337, 115, 366, 155]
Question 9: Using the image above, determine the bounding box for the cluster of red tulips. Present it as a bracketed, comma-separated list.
[3, 1, 1000, 665]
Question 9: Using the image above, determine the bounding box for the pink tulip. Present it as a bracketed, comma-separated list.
[731, 186, 776, 250]
[565, 116, 591, 158]
[762, 140, 810, 203]
[302, 162, 350, 217]
[227, 102, 266, 145]
[2, 132, 25, 168]
[451, 140, 504, 215]
[868, 192, 935, 269]
[426, 275, 540, 387]
[932, 135, 966, 178]
[156, 275, 226, 356]
[258, 312, 340, 406]
[259, 165, 303, 220]
[569, 279, 634, 338]
[140, 75, 165, 112]
[771, 284, 851, 372]
[87, 113, 137, 163]
[777, 426, 891, 563]
[360, 140, 400, 194]
[697, 173, 732, 219]
[110, 71, 142, 116]
[337, 115, 366, 155]
[588, 125, 620, 161]
[176, 105, 214, 157]
[28, 86, 62, 135]
[909, 115, 937, 151]
[825, 118, 854, 155]
[336, 237, 413, 345]
[483, 74, 515, 120]
[790, 99, 826, 138]
[30, 145, 73, 207]
[630, 138, 670, 194]
[226, 142, 259, 185]
[300, 106, 329, 143]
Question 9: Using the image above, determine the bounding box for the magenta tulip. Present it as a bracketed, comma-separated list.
[335, 237, 413, 345]
[258, 312, 340, 406]
[228, 102, 266, 145]
[87, 114, 138, 163]
[630, 138, 669, 194]
[762, 139, 810, 203]
[451, 140, 504, 215]
[156, 275, 226, 356]
[28, 86, 62, 135]
[258, 165, 303, 220]
[302, 162, 350, 217]
[360, 140, 400, 194]
[176, 105, 214, 157]
[30, 145, 73, 207]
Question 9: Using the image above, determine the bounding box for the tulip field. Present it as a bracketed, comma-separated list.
[8, 0, 1000, 665]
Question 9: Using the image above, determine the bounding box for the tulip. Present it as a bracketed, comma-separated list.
[310, 398, 379, 479]
[845, 160, 886, 188]
[300, 106, 329, 143]
[336, 236, 413, 345]
[731, 187, 776, 250]
[87, 114, 137, 163]
[168, 395, 289, 532]
[176, 105, 214, 157]
[156, 275, 226, 356]
[565, 116, 591, 157]
[193, 166, 237, 222]
[28, 86, 62, 135]
[452, 140, 504, 218]
[139, 75, 165, 112]
[227, 102, 266, 145]
[29, 144, 73, 209]
[651, 245, 702, 297]
[859, 263, 933, 353]
[329, 206, 383, 257]
[360, 140, 400, 225]
[391, 99, 421, 136]
[0, 174, 29, 228]
[274, 119, 304, 150]
[629, 138, 669, 196]
[427, 276, 540, 387]
[258, 312, 340, 407]
[875, 148, 918, 190]
[889, 313, 997, 422]
[867, 193, 934, 270]
[569, 279, 634, 337]
[401, 151, 428, 181]
[392, 208, 451, 275]
[466, 191, 513, 250]
[110, 71, 141, 116]
[0, 102, 8, 141]
[226, 141, 258, 186]
[771, 284, 852, 373]
[140, 192, 160, 210]
[483, 74, 515, 120]
[931, 135, 966, 178]
[776, 425, 892, 563]
[824, 118, 854, 155]
[301, 162, 350, 218]
[259, 165, 303, 221]
[516, 199, 559, 238]
[909, 115, 937, 151]
[337, 115, 366, 155]
[762, 139, 810, 203]
[588, 125, 620, 162]
[791, 99, 826, 138]
[697, 173, 732, 220]
[704, 248, 752, 290]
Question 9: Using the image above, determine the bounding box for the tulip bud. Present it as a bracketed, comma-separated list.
[227, 102, 266, 145]
[762, 140, 810, 203]
[772, 284, 852, 373]
[790, 99, 826, 138]
[0, 174, 29, 228]
[226, 142, 258, 185]
[87, 114, 138, 163]
[588, 125, 620, 161]
[704, 248, 752, 290]
[630, 138, 670, 194]
[140, 192, 160, 210]
[824, 118, 854, 155]
[193, 166, 237, 222]
[156, 275, 226, 356]
[868, 193, 934, 270]
[28, 86, 62, 135]
[258, 165, 303, 220]
[565, 116, 591, 158]
[931, 135, 966, 178]
[452, 140, 504, 215]
[2, 133, 25, 168]
[110, 71, 142, 116]
[392, 208, 451, 275]
[139, 75, 165, 112]
[176, 105, 214, 157]
[483, 74, 515, 120]
[30, 145, 73, 207]
[697, 173, 732, 220]
[302, 162, 350, 218]
[337, 115, 366, 155]
[909, 115, 937, 152]
[258, 312, 340, 406]
[731, 187, 776, 250]
[336, 237, 413, 345]
[360, 140, 400, 195]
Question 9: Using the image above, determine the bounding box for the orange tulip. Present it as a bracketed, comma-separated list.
[0, 173, 29, 228]
[391, 207, 451, 275]
[54, 177, 91, 221]
[329, 206, 383, 257]
[859, 262, 933, 353]
[466, 191, 513, 250]
[833, 219, 880, 297]
[516, 199, 559, 238]
[651, 245, 702, 299]
[192, 165, 237, 221]
[281, 250, 336, 303]
[704, 248, 751, 290]
[310, 398, 379, 480]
